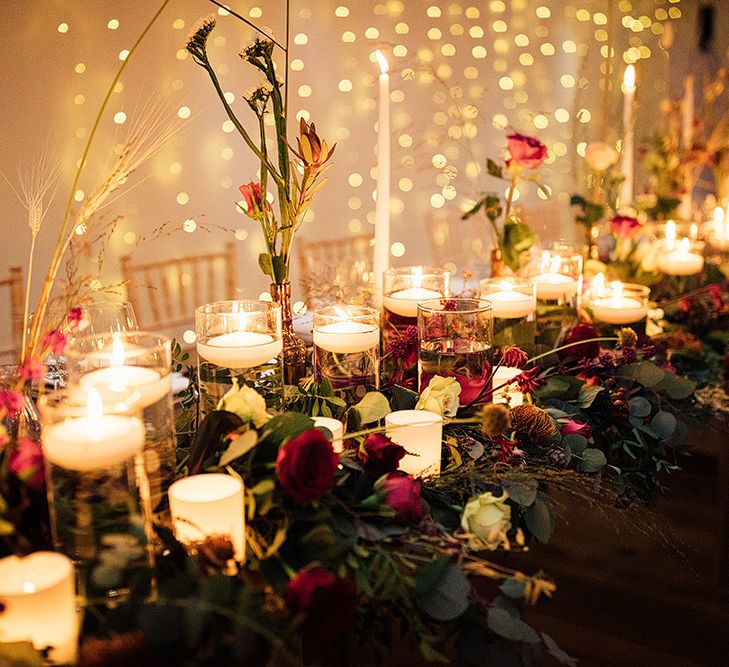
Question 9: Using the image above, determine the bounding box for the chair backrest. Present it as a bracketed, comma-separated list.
[297, 234, 373, 305]
[121, 242, 236, 336]
[0, 267, 24, 363]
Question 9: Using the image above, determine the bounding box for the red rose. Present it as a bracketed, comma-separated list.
[8, 437, 44, 490]
[610, 215, 641, 238]
[382, 474, 424, 524]
[239, 181, 269, 216]
[276, 429, 338, 504]
[501, 346, 529, 369]
[359, 433, 406, 477]
[560, 418, 592, 439]
[506, 132, 548, 169]
[284, 567, 357, 637]
[561, 324, 601, 360]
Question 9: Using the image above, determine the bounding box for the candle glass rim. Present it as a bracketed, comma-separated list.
[479, 276, 537, 297]
[65, 330, 171, 361]
[38, 385, 143, 418]
[385, 409, 444, 427]
[195, 300, 282, 316]
[589, 283, 650, 306]
[383, 266, 451, 280]
[417, 297, 493, 316]
[169, 473, 244, 504]
[0, 551, 74, 595]
[312, 304, 381, 327]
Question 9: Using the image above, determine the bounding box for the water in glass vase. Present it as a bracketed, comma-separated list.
[419, 339, 493, 405]
[46, 455, 153, 599]
[313, 344, 379, 404]
[197, 357, 283, 417]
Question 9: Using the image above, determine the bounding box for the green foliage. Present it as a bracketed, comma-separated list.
[501, 219, 536, 271]
[570, 194, 605, 228]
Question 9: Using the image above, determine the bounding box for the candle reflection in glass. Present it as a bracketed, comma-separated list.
[479, 277, 536, 356]
[588, 274, 649, 336]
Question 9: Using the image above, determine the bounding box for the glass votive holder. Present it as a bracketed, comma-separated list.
[657, 219, 700, 246]
[657, 238, 705, 276]
[38, 385, 154, 598]
[417, 297, 494, 406]
[0, 552, 78, 664]
[312, 305, 380, 403]
[195, 300, 284, 415]
[168, 474, 245, 562]
[382, 266, 451, 329]
[705, 208, 729, 255]
[65, 331, 174, 525]
[385, 409, 443, 478]
[531, 242, 583, 351]
[479, 277, 537, 356]
[587, 278, 650, 337]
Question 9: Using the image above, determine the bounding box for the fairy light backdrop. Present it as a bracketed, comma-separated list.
[0, 0, 714, 338]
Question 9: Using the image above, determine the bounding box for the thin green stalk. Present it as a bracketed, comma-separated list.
[27, 0, 171, 359]
[527, 337, 618, 365]
[503, 168, 520, 223]
[20, 234, 37, 359]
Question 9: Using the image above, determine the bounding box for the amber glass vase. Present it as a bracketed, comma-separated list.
[270, 281, 307, 385]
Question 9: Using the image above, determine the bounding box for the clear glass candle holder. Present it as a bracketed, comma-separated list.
[418, 297, 494, 405]
[65, 331, 175, 526]
[38, 385, 154, 599]
[588, 280, 650, 337]
[479, 277, 537, 356]
[531, 242, 583, 351]
[657, 239, 705, 276]
[313, 305, 380, 404]
[195, 300, 284, 415]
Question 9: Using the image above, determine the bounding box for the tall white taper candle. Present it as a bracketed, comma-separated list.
[373, 50, 391, 305]
[619, 64, 636, 208]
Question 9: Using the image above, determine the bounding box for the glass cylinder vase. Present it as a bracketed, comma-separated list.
[587, 278, 650, 337]
[313, 305, 380, 404]
[38, 385, 154, 599]
[417, 297, 494, 405]
[479, 277, 536, 356]
[196, 300, 284, 415]
[65, 331, 175, 525]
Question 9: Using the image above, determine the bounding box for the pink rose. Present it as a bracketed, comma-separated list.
[18, 358, 44, 381]
[610, 215, 641, 239]
[41, 330, 68, 355]
[276, 429, 338, 504]
[0, 390, 24, 417]
[560, 419, 592, 439]
[8, 437, 45, 491]
[506, 132, 548, 169]
[382, 474, 424, 524]
[239, 181, 269, 216]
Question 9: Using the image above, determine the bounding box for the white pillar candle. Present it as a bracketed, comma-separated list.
[169, 474, 245, 561]
[197, 331, 283, 368]
[386, 409, 443, 478]
[484, 282, 536, 319]
[373, 50, 391, 305]
[658, 237, 704, 275]
[619, 64, 636, 207]
[313, 321, 380, 354]
[709, 206, 729, 250]
[492, 367, 524, 407]
[42, 389, 145, 472]
[383, 287, 444, 318]
[0, 552, 78, 664]
[534, 274, 578, 301]
[313, 416, 345, 453]
[682, 74, 694, 149]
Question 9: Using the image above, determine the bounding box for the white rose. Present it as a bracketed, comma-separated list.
[217, 379, 270, 427]
[585, 141, 619, 172]
[415, 375, 461, 417]
[460, 491, 512, 550]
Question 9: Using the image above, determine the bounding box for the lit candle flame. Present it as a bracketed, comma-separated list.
[678, 237, 690, 255]
[715, 206, 727, 240]
[333, 305, 350, 320]
[690, 223, 698, 241]
[87, 387, 103, 420]
[665, 219, 676, 248]
[375, 50, 389, 75]
[592, 272, 606, 296]
[623, 64, 636, 92]
[498, 280, 513, 291]
[610, 280, 623, 299]
[412, 266, 423, 289]
[111, 333, 125, 367]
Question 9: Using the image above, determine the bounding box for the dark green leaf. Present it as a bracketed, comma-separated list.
[258, 253, 273, 279]
[525, 494, 555, 543]
[577, 384, 603, 408]
[579, 448, 607, 473]
[487, 158, 504, 179]
[218, 430, 258, 466]
[189, 411, 244, 474]
[392, 385, 419, 411]
[561, 433, 587, 454]
[417, 562, 470, 621]
[628, 396, 652, 418]
[502, 472, 538, 507]
[651, 411, 676, 439]
[487, 608, 540, 643]
[541, 633, 578, 666]
[499, 578, 526, 599]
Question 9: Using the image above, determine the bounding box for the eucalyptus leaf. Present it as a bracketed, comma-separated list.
[561, 433, 587, 454]
[499, 578, 526, 599]
[525, 495, 555, 543]
[579, 448, 607, 473]
[502, 472, 538, 507]
[622, 361, 664, 387]
[541, 633, 578, 666]
[416, 562, 470, 621]
[577, 384, 603, 408]
[628, 396, 652, 418]
[352, 391, 391, 424]
[651, 411, 677, 439]
[487, 608, 541, 644]
[218, 430, 258, 467]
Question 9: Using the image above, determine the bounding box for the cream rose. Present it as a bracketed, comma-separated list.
[217, 379, 270, 427]
[460, 491, 512, 550]
[415, 375, 461, 417]
[584, 141, 619, 172]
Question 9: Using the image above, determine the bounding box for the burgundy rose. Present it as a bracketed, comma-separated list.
[284, 567, 357, 637]
[239, 181, 269, 216]
[610, 215, 641, 239]
[276, 429, 338, 504]
[506, 132, 548, 169]
[514, 366, 544, 394]
[359, 433, 406, 477]
[560, 324, 601, 360]
[382, 474, 424, 524]
[8, 437, 44, 491]
[0, 390, 24, 417]
[67, 307, 87, 332]
[41, 330, 68, 356]
[501, 346, 529, 369]
[560, 418, 592, 439]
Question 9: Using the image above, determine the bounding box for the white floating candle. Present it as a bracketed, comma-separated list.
[197, 331, 283, 368]
[492, 366, 524, 407]
[709, 206, 729, 251]
[169, 474, 245, 561]
[484, 281, 536, 319]
[534, 273, 578, 301]
[313, 416, 345, 453]
[383, 287, 444, 318]
[42, 388, 145, 472]
[659, 237, 704, 276]
[313, 320, 380, 354]
[0, 552, 78, 665]
[386, 409, 443, 478]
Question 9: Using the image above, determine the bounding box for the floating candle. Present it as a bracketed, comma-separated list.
[709, 206, 729, 251]
[658, 237, 704, 276]
[483, 280, 536, 319]
[313, 320, 380, 354]
[534, 273, 578, 301]
[383, 287, 444, 318]
[197, 331, 283, 368]
[590, 278, 648, 324]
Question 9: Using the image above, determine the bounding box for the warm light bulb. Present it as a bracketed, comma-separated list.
[375, 49, 389, 75]
[623, 64, 636, 92]
[86, 387, 103, 420]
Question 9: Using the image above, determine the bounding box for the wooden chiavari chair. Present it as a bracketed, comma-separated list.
[0, 267, 24, 363]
